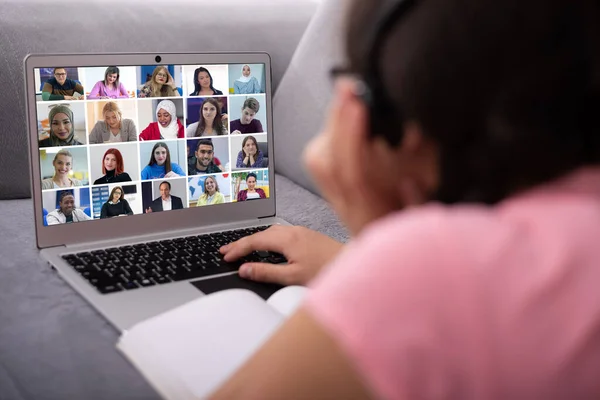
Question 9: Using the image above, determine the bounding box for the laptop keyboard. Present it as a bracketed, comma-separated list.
[60, 225, 287, 295]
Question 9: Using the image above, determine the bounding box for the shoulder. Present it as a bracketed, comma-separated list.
[41, 179, 53, 189]
[214, 89, 223, 95]
[92, 120, 106, 129]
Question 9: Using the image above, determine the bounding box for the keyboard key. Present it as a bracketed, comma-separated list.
[62, 225, 286, 294]
[98, 284, 122, 294]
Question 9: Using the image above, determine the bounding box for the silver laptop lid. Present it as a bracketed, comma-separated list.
[24, 53, 276, 249]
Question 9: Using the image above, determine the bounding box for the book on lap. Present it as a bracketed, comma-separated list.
[116, 285, 307, 400]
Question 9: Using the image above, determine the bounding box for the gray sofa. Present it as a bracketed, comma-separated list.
[0, 0, 349, 398]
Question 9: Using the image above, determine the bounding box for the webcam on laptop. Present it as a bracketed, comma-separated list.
[155, 55, 162, 63]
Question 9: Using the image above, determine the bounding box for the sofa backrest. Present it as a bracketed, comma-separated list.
[0, 0, 316, 199]
[272, 0, 349, 195]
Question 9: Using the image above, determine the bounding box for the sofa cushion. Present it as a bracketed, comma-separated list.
[273, 0, 349, 194]
[0, 174, 347, 400]
[0, 0, 317, 199]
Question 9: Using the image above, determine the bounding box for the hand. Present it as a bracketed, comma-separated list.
[164, 171, 180, 178]
[145, 207, 153, 213]
[249, 154, 256, 165]
[63, 95, 75, 100]
[243, 155, 250, 165]
[232, 130, 242, 135]
[303, 80, 426, 236]
[220, 225, 344, 285]
[221, 114, 229, 122]
[166, 71, 178, 89]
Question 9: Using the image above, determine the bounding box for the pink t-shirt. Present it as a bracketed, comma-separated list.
[305, 167, 600, 399]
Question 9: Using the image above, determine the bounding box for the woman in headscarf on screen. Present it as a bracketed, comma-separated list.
[233, 65, 262, 94]
[139, 100, 185, 141]
[39, 105, 83, 147]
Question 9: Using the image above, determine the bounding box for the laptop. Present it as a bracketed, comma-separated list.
[25, 52, 292, 331]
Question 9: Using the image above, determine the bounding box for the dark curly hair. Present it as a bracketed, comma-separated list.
[345, 0, 600, 204]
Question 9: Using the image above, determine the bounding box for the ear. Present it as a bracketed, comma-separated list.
[394, 122, 439, 203]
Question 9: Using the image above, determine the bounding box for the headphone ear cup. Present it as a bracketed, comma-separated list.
[366, 89, 404, 146]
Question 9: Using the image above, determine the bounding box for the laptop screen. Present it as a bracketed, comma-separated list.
[34, 64, 271, 226]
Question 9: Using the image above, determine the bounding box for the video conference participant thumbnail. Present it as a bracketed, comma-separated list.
[46, 190, 91, 225]
[144, 180, 184, 213]
[187, 139, 223, 175]
[92, 147, 134, 185]
[41, 67, 84, 101]
[140, 141, 185, 180]
[100, 186, 134, 219]
[231, 64, 263, 94]
[138, 66, 181, 98]
[189, 67, 224, 96]
[41, 149, 82, 189]
[87, 66, 130, 99]
[229, 96, 264, 135]
[195, 175, 225, 206]
[233, 171, 268, 202]
[139, 99, 185, 141]
[186, 97, 229, 137]
[38, 104, 85, 147]
[234, 135, 266, 169]
[88, 101, 137, 143]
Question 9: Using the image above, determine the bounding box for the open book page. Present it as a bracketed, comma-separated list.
[117, 289, 286, 400]
[266, 285, 308, 317]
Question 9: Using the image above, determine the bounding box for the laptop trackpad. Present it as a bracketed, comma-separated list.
[190, 274, 284, 300]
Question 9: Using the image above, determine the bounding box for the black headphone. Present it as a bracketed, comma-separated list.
[332, 0, 417, 146]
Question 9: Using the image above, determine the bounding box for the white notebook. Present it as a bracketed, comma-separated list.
[117, 286, 307, 400]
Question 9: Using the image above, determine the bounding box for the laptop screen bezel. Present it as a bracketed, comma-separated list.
[25, 52, 277, 249]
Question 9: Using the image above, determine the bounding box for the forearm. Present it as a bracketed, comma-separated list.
[119, 83, 129, 98]
[88, 83, 101, 99]
[209, 309, 371, 400]
[74, 83, 84, 95]
[42, 91, 63, 101]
